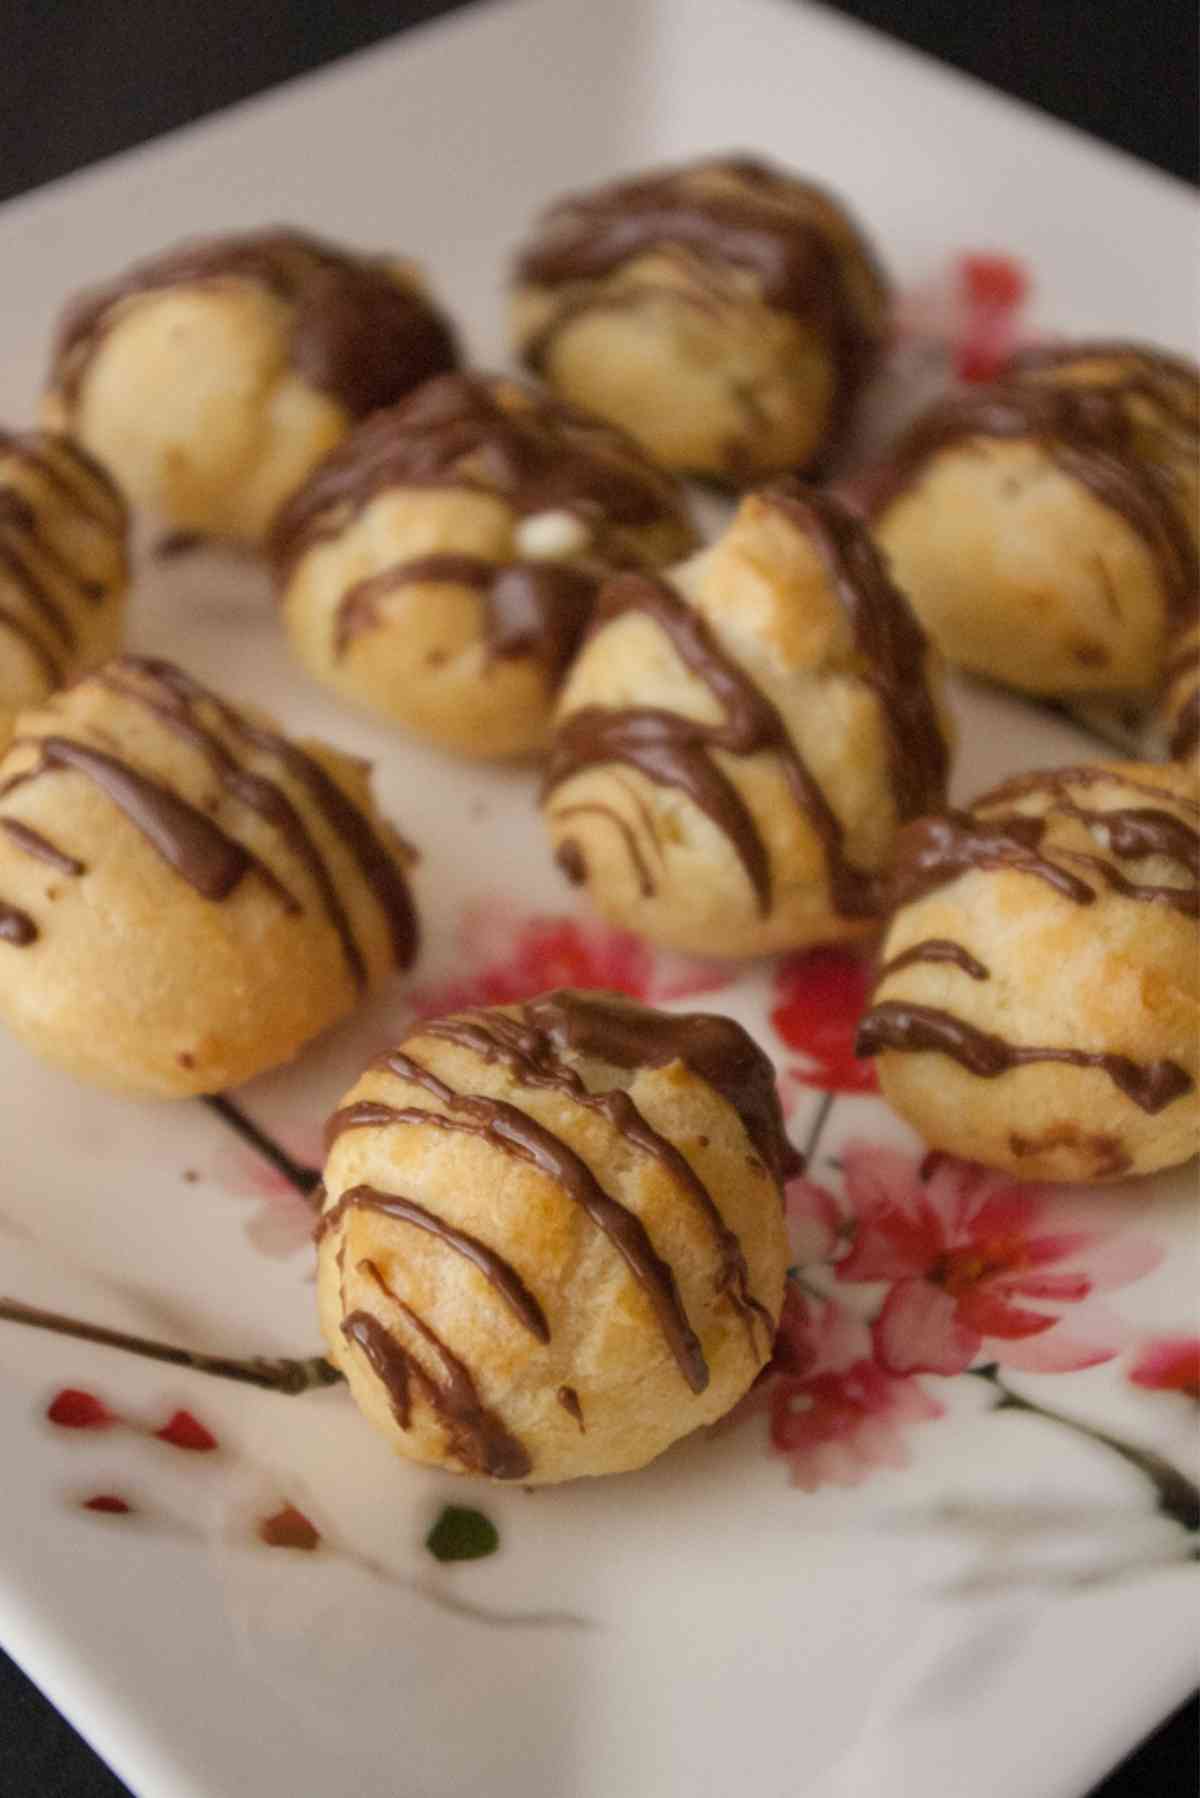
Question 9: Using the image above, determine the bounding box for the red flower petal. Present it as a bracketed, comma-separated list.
[956, 1287, 1057, 1341]
[771, 949, 878, 1094]
[155, 1409, 219, 1452]
[993, 1270, 1092, 1305]
[47, 1388, 115, 1430]
[961, 253, 1029, 310]
[1129, 1336, 1200, 1399]
[874, 1280, 978, 1376]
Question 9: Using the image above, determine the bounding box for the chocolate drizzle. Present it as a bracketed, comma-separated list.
[876, 938, 990, 984]
[0, 433, 127, 693]
[367, 1041, 710, 1391]
[891, 811, 1097, 909]
[515, 156, 888, 468]
[763, 483, 948, 820]
[271, 372, 690, 579]
[343, 1262, 531, 1479]
[1, 737, 253, 900]
[107, 658, 415, 973]
[50, 229, 459, 418]
[546, 539, 945, 919]
[0, 657, 416, 969]
[334, 552, 596, 679]
[0, 818, 85, 876]
[317, 1180, 549, 1342]
[519, 989, 798, 1186]
[856, 1001, 1192, 1114]
[0, 900, 37, 945]
[548, 802, 655, 896]
[556, 1386, 585, 1431]
[866, 383, 1199, 634]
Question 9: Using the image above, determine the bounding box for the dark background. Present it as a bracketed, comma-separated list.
[1, 1, 1196, 1793]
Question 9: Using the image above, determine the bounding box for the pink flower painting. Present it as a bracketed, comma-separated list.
[1128, 1337, 1200, 1402]
[770, 948, 879, 1095]
[767, 1285, 943, 1490]
[406, 900, 729, 1020]
[823, 1145, 1163, 1378]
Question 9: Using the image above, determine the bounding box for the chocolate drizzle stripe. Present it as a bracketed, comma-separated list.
[0, 430, 127, 529]
[370, 1042, 709, 1391]
[549, 801, 655, 896]
[0, 818, 85, 876]
[0, 604, 63, 687]
[876, 938, 990, 984]
[556, 1385, 585, 1431]
[51, 229, 459, 419]
[348, 1259, 531, 1478]
[763, 482, 948, 821]
[514, 157, 888, 470]
[114, 658, 416, 971]
[867, 383, 1198, 634]
[270, 372, 690, 580]
[546, 562, 926, 920]
[975, 763, 1200, 821]
[0, 899, 37, 945]
[856, 1001, 1192, 1114]
[317, 1176, 549, 1343]
[518, 990, 798, 1184]
[334, 550, 596, 680]
[101, 663, 368, 983]
[891, 811, 1097, 909]
[0, 534, 77, 648]
[0, 737, 254, 901]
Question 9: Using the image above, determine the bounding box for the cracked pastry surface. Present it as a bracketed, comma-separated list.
[271, 373, 696, 757]
[0, 430, 127, 753]
[316, 988, 794, 1483]
[42, 228, 459, 546]
[510, 154, 889, 485]
[867, 343, 1199, 698]
[857, 761, 1200, 1180]
[543, 482, 952, 958]
[0, 656, 418, 1096]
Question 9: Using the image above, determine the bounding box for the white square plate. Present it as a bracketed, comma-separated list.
[0, 4, 1195, 1796]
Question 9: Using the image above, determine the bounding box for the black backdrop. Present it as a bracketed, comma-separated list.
[1, 2, 1196, 1794]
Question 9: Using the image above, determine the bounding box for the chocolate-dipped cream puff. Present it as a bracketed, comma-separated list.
[543, 482, 952, 957]
[43, 228, 459, 546]
[858, 761, 1199, 1180]
[0, 656, 418, 1095]
[316, 989, 795, 1482]
[0, 430, 127, 752]
[511, 154, 889, 485]
[271, 373, 696, 757]
[867, 346, 1199, 698]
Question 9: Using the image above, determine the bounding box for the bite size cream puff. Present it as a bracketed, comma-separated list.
[0, 430, 127, 752]
[0, 656, 418, 1095]
[858, 761, 1199, 1180]
[43, 228, 459, 546]
[271, 373, 696, 757]
[511, 154, 889, 484]
[867, 346, 1199, 698]
[543, 482, 952, 958]
[316, 988, 795, 1483]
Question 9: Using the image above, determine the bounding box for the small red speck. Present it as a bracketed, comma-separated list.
[259, 1502, 321, 1551]
[47, 1388, 115, 1430]
[961, 254, 1028, 311]
[83, 1494, 132, 1515]
[155, 1409, 219, 1452]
